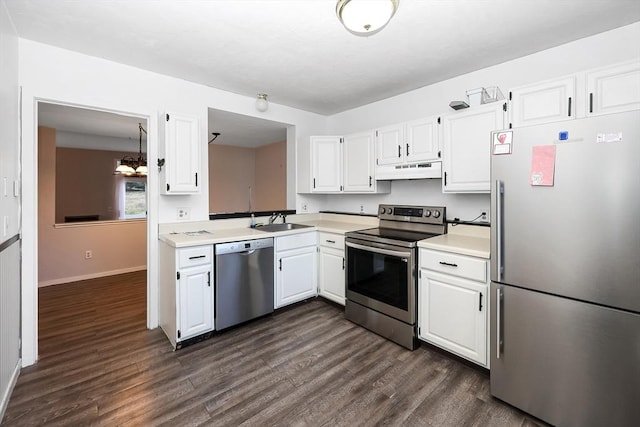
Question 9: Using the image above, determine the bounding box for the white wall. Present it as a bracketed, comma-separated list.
[306, 22, 640, 220]
[0, 0, 21, 420]
[19, 39, 328, 366]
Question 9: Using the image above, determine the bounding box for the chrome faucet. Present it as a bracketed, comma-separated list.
[269, 212, 284, 224]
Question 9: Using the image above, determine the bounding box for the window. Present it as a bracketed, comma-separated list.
[116, 177, 147, 220]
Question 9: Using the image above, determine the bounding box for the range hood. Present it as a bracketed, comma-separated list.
[375, 161, 442, 180]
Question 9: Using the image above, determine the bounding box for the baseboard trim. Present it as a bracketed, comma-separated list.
[0, 358, 21, 422]
[38, 266, 146, 287]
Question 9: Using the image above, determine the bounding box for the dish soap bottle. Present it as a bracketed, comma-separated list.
[250, 213, 256, 228]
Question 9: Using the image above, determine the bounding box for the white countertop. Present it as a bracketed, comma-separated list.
[418, 224, 490, 259]
[159, 213, 377, 248]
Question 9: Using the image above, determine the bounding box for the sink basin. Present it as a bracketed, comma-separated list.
[254, 223, 313, 232]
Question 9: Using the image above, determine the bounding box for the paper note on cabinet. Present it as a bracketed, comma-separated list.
[493, 131, 513, 155]
[530, 145, 556, 186]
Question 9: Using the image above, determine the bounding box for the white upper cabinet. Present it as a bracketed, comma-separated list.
[311, 136, 342, 192]
[509, 76, 576, 128]
[376, 123, 404, 166]
[376, 116, 440, 166]
[586, 61, 640, 116]
[310, 133, 389, 194]
[343, 131, 376, 192]
[509, 60, 640, 127]
[405, 117, 440, 163]
[442, 102, 505, 193]
[162, 112, 201, 194]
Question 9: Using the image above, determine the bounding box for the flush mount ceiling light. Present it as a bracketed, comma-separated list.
[336, 0, 399, 36]
[255, 93, 269, 112]
[115, 123, 147, 176]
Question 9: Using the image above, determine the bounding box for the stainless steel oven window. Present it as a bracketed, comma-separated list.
[345, 239, 416, 324]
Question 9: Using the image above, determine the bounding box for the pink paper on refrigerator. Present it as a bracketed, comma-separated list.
[529, 145, 556, 186]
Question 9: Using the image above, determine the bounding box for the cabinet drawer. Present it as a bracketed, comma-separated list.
[178, 245, 213, 268]
[318, 232, 345, 249]
[276, 232, 317, 251]
[419, 248, 487, 282]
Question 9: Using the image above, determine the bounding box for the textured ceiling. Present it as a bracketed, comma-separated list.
[6, 0, 640, 115]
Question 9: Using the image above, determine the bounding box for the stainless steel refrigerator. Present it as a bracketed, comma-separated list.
[490, 110, 640, 427]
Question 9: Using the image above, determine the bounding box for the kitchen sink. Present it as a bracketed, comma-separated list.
[254, 223, 313, 232]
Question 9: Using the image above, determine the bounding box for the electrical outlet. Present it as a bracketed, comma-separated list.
[85, 250, 93, 259]
[360, 205, 365, 214]
[301, 204, 308, 212]
[177, 208, 190, 220]
[481, 212, 488, 221]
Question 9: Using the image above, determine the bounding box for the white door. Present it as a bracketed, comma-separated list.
[442, 102, 504, 193]
[164, 112, 200, 194]
[178, 264, 213, 340]
[343, 131, 375, 192]
[276, 247, 317, 308]
[376, 123, 404, 166]
[311, 136, 342, 192]
[318, 247, 345, 305]
[586, 61, 640, 116]
[406, 117, 440, 162]
[419, 270, 487, 365]
[509, 76, 576, 127]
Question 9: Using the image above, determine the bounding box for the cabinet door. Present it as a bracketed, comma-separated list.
[311, 136, 342, 192]
[318, 246, 345, 305]
[343, 131, 375, 192]
[406, 117, 440, 163]
[276, 246, 317, 308]
[164, 112, 200, 194]
[419, 269, 487, 366]
[178, 264, 213, 340]
[509, 76, 576, 127]
[442, 103, 504, 193]
[586, 61, 640, 116]
[376, 123, 404, 166]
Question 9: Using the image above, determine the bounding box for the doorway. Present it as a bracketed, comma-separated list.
[36, 102, 149, 359]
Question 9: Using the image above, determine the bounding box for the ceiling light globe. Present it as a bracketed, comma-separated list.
[135, 165, 148, 175]
[255, 93, 269, 112]
[337, 0, 398, 36]
[116, 163, 135, 174]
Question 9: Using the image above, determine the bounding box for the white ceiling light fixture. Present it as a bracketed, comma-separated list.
[336, 0, 399, 36]
[255, 93, 269, 112]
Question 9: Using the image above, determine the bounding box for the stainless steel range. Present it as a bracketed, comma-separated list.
[345, 204, 446, 350]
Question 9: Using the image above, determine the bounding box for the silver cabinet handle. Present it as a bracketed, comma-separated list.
[496, 287, 502, 359]
[495, 180, 504, 281]
[326, 239, 336, 244]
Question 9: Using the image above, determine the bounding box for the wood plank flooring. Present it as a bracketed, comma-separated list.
[2, 272, 545, 426]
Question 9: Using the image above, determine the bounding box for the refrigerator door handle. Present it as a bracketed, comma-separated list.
[496, 286, 503, 359]
[495, 180, 504, 281]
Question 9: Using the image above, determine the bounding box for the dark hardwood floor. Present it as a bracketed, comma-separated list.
[2, 271, 544, 426]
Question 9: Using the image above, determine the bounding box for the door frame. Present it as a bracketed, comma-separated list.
[21, 96, 158, 366]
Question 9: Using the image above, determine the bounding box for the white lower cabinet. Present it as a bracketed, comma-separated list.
[275, 232, 317, 308]
[159, 242, 214, 349]
[418, 248, 489, 367]
[318, 232, 346, 305]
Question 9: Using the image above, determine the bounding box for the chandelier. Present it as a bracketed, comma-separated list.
[115, 123, 147, 176]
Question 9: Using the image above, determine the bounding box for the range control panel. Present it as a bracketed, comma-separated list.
[378, 204, 446, 225]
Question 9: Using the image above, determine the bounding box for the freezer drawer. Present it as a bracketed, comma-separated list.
[490, 283, 640, 427]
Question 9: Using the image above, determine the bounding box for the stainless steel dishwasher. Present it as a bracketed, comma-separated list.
[214, 237, 274, 331]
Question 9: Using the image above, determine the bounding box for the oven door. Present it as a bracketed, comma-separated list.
[345, 238, 416, 324]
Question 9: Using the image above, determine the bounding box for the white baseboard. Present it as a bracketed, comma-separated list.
[38, 265, 146, 287]
[0, 358, 20, 422]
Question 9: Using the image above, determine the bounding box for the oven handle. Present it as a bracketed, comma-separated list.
[345, 241, 411, 259]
